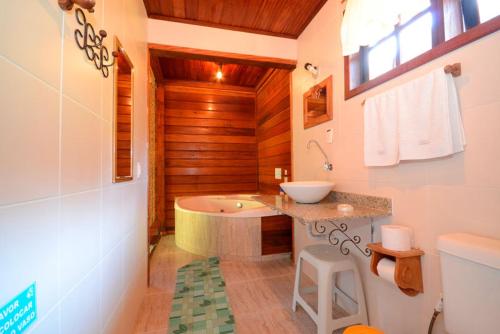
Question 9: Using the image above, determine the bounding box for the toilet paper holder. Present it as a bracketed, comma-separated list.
[367, 243, 425, 297]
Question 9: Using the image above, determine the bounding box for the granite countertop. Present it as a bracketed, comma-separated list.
[253, 191, 392, 225]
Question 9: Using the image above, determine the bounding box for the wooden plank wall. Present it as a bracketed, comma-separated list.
[162, 81, 258, 232]
[155, 86, 166, 233]
[256, 69, 292, 194]
[116, 74, 133, 178]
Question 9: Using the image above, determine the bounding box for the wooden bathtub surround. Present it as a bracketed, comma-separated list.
[367, 243, 425, 297]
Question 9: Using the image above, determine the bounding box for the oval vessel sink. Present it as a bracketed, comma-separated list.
[280, 181, 335, 204]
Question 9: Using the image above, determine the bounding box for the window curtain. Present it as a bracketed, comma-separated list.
[341, 0, 401, 56]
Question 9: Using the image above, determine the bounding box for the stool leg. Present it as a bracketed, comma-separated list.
[317, 267, 333, 334]
[353, 266, 368, 325]
[292, 256, 302, 312]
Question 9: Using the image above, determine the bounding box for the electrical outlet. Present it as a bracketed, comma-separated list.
[326, 129, 333, 143]
[274, 168, 282, 180]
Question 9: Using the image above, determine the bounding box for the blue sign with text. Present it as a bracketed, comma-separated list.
[0, 283, 37, 334]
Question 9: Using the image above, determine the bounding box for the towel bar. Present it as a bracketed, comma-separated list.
[361, 63, 461, 106]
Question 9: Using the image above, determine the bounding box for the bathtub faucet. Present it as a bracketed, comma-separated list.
[307, 139, 333, 171]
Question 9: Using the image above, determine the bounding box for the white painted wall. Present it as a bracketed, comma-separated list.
[292, 1, 500, 333]
[0, 1, 148, 333]
[148, 19, 298, 60]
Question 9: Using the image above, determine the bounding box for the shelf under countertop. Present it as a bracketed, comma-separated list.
[253, 191, 392, 225]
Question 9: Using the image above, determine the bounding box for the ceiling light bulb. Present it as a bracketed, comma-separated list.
[216, 69, 223, 80]
[216, 64, 223, 80]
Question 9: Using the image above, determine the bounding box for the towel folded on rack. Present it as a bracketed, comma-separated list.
[364, 68, 465, 166]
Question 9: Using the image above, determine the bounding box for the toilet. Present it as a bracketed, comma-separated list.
[437, 233, 500, 334]
[344, 233, 500, 334]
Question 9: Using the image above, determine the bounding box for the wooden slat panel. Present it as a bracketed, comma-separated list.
[165, 151, 256, 160]
[165, 109, 254, 121]
[166, 183, 257, 193]
[256, 70, 292, 194]
[165, 167, 257, 176]
[165, 142, 256, 152]
[165, 117, 254, 129]
[165, 125, 255, 136]
[165, 174, 258, 185]
[160, 59, 269, 88]
[115, 75, 132, 179]
[161, 82, 258, 232]
[261, 215, 292, 255]
[143, 0, 328, 39]
[165, 159, 257, 167]
[165, 100, 255, 113]
[165, 134, 256, 144]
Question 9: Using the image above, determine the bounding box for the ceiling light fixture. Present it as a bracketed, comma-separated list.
[216, 64, 223, 81]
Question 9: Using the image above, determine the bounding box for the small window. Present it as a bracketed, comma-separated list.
[345, 0, 500, 98]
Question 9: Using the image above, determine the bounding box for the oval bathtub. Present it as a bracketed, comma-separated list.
[174, 195, 284, 261]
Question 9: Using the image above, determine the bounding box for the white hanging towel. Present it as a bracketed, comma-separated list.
[364, 68, 465, 167]
[363, 90, 400, 166]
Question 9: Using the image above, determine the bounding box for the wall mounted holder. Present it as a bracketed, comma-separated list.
[59, 0, 96, 12]
[367, 242, 424, 297]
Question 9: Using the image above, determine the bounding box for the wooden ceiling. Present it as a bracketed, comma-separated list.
[158, 58, 269, 87]
[143, 0, 328, 38]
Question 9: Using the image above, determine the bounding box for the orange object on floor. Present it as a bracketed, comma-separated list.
[344, 325, 384, 334]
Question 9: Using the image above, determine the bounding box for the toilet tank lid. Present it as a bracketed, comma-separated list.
[438, 233, 500, 270]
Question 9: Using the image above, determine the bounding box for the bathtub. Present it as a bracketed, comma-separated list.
[175, 195, 286, 261]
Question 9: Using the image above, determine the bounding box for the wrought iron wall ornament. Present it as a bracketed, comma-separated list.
[75, 8, 118, 78]
[59, 1, 117, 78]
[73, 8, 117, 77]
[313, 221, 373, 257]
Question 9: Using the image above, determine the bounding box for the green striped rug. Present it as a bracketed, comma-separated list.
[168, 257, 236, 334]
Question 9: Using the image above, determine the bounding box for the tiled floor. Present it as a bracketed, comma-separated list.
[134, 236, 342, 334]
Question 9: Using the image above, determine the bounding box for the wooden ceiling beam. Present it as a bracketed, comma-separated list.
[148, 44, 297, 71]
[148, 14, 298, 39]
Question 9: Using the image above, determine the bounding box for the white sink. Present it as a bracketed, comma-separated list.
[280, 181, 335, 204]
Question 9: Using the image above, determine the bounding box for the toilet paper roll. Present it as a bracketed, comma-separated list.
[381, 225, 413, 251]
[377, 258, 396, 285]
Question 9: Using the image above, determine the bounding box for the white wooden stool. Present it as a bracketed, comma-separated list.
[292, 244, 368, 334]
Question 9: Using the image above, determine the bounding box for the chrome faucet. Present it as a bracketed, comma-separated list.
[307, 139, 333, 171]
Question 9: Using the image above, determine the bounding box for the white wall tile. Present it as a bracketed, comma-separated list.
[0, 1, 62, 88]
[0, 199, 60, 319]
[101, 120, 113, 187]
[102, 185, 126, 255]
[61, 267, 101, 334]
[60, 190, 101, 295]
[61, 7, 103, 114]
[0, 58, 59, 206]
[29, 306, 61, 334]
[61, 97, 101, 194]
[101, 243, 124, 325]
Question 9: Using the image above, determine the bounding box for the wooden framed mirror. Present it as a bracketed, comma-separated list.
[113, 37, 134, 182]
[303, 75, 333, 129]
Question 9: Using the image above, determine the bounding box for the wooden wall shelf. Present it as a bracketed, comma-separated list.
[367, 243, 425, 297]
